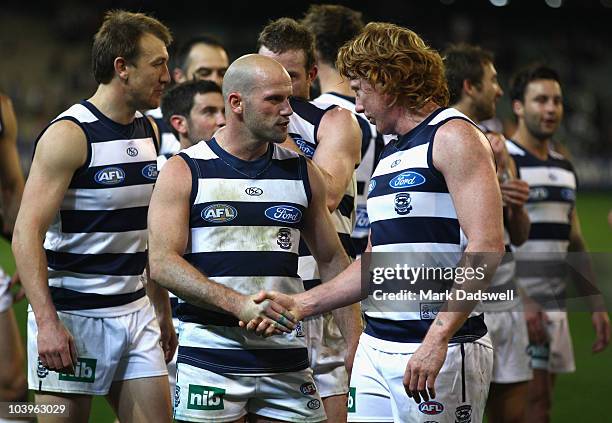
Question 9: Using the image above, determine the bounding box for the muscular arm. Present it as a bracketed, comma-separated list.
[0, 95, 25, 235]
[11, 119, 87, 371]
[425, 120, 505, 343]
[313, 107, 361, 212]
[402, 119, 504, 402]
[147, 156, 290, 328]
[300, 160, 362, 353]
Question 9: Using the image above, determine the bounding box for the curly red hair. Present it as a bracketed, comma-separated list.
[337, 22, 449, 111]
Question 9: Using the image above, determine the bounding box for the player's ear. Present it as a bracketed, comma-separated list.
[169, 114, 188, 136]
[172, 67, 186, 84]
[512, 99, 524, 118]
[463, 78, 477, 97]
[307, 65, 318, 83]
[115, 57, 129, 81]
[228, 93, 243, 114]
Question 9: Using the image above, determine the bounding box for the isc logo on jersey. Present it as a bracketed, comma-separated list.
[389, 171, 426, 189]
[95, 167, 125, 185]
[58, 358, 97, 383]
[187, 384, 225, 410]
[265, 205, 302, 223]
[202, 204, 237, 223]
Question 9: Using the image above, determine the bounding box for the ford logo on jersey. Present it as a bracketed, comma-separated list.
[389, 171, 426, 189]
[289, 133, 315, 158]
[265, 205, 302, 223]
[141, 163, 158, 180]
[202, 204, 237, 223]
[561, 188, 575, 201]
[418, 401, 444, 415]
[355, 205, 370, 230]
[95, 167, 125, 185]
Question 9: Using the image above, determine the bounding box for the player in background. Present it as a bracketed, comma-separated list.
[507, 64, 610, 423]
[258, 17, 362, 422]
[445, 44, 532, 423]
[301, 4, 387, 256]
[0, 92, 27, 414]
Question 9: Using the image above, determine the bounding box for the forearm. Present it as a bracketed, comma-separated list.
[1, 182, 24, 232]
[506, 206, 530, 246]
[150, 251, 246, 317]
[145, 274, 173, 323]
[300, 258, 364, 318]
[12, 230, 57, 324]
[317, 165, 349, 212]
[427, 244, 503, 341]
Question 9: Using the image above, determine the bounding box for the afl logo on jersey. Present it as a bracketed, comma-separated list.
[126, 147, 138, 157]
[95, 167, 125, 185]
[265, 205, 302, 223]
[289, 133, 315, 158]
[141, 163, 158, 180]
[245, 187, 263, 196]
[390, 159, 401, 168]
[389, 171, 426, 189]
[418, 401, 444, 415]
[202, 204, 237, 223]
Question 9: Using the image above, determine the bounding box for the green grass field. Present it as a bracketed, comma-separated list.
[1, 192, 611, 422]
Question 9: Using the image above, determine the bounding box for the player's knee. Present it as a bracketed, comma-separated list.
[0, 370, 27, 401]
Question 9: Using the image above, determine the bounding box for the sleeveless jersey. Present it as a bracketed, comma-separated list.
[176, 138, 312, 374]
[507, 139, 576, 302]
[41, 100, 158, 317]
[288, 96, 357, 290]
[364, 107, 488, 350]
[314, 92, 385, 255]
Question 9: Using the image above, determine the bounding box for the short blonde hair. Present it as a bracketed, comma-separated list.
[337, 22, 449, 111]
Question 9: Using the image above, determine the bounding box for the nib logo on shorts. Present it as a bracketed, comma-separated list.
[187, 385, 225, 410]
[347, 387, 356, 413]
[58, 358, 96, 383]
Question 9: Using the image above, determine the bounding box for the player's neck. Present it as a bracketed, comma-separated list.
[395, 101, 440, 135]
[317, 63, 353, 97]
[450, 100, 477, 123]
[215, 125, 269, 161]
[88, 84, 137, 125]
[513, 124, 550, 161]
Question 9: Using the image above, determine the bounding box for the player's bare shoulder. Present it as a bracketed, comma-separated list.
[433, 117, 493, 169]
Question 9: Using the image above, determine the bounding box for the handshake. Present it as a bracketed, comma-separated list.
[236, 290, 306, 337]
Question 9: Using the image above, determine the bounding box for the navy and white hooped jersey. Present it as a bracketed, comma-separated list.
[507, 139, 576, 299]
[314, 92, 385, 255]
[145, 107, 180, 158]
[288, 96, 357, 290]
[364, 107, 488, 351]
[40, 100, 159, 317]
[176, 138, 312, 375]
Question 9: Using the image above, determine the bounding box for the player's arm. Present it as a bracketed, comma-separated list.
[0, 94, 25, 235]
[147, 156, 293, 332]
[300, 159, 362, 369]
[313, 107, 361, 212]
[404, 120, 505, 403]
[568, 207, 610, 352]
[12, 120, 87, 373]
